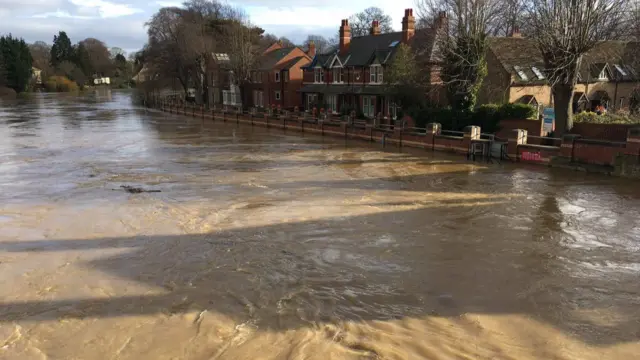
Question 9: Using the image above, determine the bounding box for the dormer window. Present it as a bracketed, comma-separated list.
[314, 68, 324, 83]
[370, 65, 383, 84]
[614, 64, 627, 77]
[531, 66, 545, 80]
[599, 69, 608, 81]
[514, 66, 528, 81]
[333, 68, 344, 83]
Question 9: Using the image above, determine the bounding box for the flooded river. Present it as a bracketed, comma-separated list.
[1, 91, 639, 359]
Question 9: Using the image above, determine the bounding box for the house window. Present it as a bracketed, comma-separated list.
[363, 96, 375, 117]
[327, 95, 337, 113]
[514, 66, 528, 81]
[599, 69, 608, 80]
[306, 93, 317, 109]
[370, 66, 383, 84]
[614, 64, 627, 77]
[253, 90, 258, 106]
[275, 91, 281, 101]
[531, 66, 545, 80]
[619, 97, 625, 109]
[284, 70, 289, 82]
[333, 68, 344, 83]
[275, 71, 280, 82]
[314, 68, 324, 83]
[258, 91, 264, 107]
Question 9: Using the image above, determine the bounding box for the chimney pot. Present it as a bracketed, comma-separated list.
[339, 18, 351, 54]
[370, 20, 380, 35]
[402, 8, 416, 43]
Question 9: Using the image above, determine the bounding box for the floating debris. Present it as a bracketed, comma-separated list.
[118, 185, 161, 194]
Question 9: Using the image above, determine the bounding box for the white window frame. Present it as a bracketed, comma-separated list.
[333, 68, 344, 84]
[327, 95, 337, 114]
[599, 69, 609, 81]
[514, 66, 528, 81]
[275, 91, 281, 101]
[531, 66, 545, 80]
[369, 65, 383, 84]
[306, 93, 317, 109]
[314, 68, 324, 83]
[275, 71, 280, 82]
[363, 96, 375, 118]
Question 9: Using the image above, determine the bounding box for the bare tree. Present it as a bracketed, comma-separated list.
[78, 38, 113, 77]
[218, 10, 264, 104]
[417, 0, 500, 111]
[527, 0, 629, 133]
[348, 7, 393, 37]
[303, 35, 331, 54]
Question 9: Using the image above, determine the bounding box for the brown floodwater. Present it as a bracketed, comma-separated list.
[0, 90, 639, 359]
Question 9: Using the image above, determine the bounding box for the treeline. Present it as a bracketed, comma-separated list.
[138, 1, 398, 104]
[0, 31, 134, 94]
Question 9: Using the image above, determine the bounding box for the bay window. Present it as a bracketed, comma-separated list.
[332, 68, 343, 83]
[327, 95, 337, 113]
[314, 68, 324, 83]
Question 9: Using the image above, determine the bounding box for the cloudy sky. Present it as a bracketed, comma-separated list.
[0, 0, 415, 55]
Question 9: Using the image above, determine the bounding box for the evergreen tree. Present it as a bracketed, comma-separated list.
[50, 31, 73, 67]
[0, 34, 33, 92]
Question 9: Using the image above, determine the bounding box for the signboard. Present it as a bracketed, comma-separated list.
[542, 107, 555, 134]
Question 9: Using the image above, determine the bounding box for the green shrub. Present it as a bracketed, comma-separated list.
[573, 111, 640, 124]
[45, 76, 78, 92]
[497, 103, 536, 120]
[630, 87, 640, 115]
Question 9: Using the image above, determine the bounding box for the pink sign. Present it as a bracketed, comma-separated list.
[521, 151, 542, 162]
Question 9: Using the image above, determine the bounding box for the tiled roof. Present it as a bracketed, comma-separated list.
[488, 37, 640, 83]
[257, 47, 296, 70]
[276, 56, 308, 70]
[304, 28, 441, 69]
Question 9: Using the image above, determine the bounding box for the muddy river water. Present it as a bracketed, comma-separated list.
[0, 91, 639, 359]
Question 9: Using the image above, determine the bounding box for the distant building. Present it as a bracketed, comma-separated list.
[481, 33, 640, 112]
[31, 67, 42, 85]
[93, 77, 111, 85]
[244, 42, 312, 110]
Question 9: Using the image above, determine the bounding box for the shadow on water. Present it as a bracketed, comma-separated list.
[0, 199, 638, 347]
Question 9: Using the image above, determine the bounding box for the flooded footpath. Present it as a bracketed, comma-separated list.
[0, 91, 639, 359]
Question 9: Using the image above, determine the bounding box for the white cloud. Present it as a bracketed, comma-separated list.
[68, 0, 143, 18]
[155, 1, 183, 7]
[32, 11, 92, 20]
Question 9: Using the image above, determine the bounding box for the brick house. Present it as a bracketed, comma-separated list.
[299, 9, 447, 121]
[244, 42, 312, 110]
[205, 52, 242, 107]
[480, 31, 640, 112]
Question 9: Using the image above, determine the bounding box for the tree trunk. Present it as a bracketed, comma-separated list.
[552, 83, 574, 135]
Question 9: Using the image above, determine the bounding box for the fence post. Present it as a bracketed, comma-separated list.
[425, 123, 441, 150]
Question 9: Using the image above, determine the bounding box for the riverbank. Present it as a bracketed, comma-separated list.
[153, 102, 640, 179]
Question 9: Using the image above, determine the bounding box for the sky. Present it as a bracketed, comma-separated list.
[0, 0, 415, 55]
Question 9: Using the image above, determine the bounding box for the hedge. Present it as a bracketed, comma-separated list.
[45, 76, 78, 92]
[408, 103, 537, 133]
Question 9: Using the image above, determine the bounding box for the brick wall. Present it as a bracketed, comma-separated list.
[497, 119, 543, 139]
[573, 139, 626, 166]
[571, 123, 633, 142]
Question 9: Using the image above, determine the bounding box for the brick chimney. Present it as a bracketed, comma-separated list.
[402, 8, 415, 43]
[339, 19, 351, 54]
[307, 40, 316, 58]
[510, 26, 522, 38]
[370, 20, 380, 35]
[435, 11, 448, 30]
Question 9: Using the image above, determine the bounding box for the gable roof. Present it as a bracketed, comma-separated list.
[276, 56, 309, 70]
[488, 37, 640, 84]
[303, 27, 442, 69]
[257, 45, 311, 71]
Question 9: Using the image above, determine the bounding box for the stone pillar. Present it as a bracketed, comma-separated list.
[508, 129, 528, 159]
[425, 122, 441, 149]
[625, 127, 640, 156]
[559, 134, 581, 160]
[463, 125, 481, 151]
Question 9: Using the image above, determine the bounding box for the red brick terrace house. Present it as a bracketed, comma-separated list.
[299, 9, 447, 121]
[244, 42, 313, 110]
